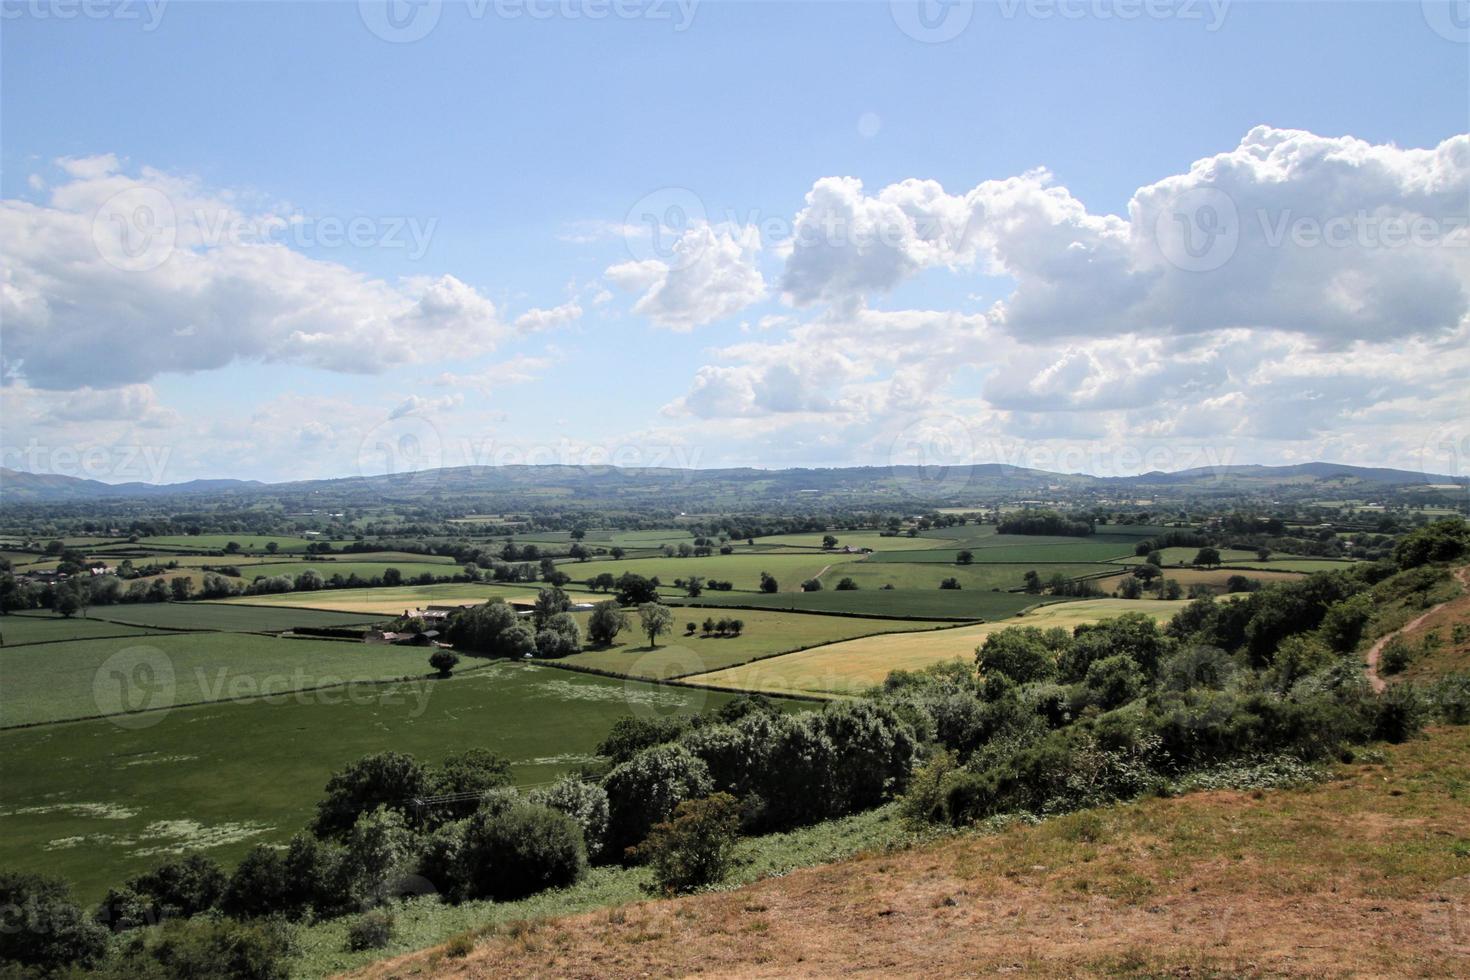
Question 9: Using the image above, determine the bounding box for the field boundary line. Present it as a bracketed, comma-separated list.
[526, 657, 833, 704]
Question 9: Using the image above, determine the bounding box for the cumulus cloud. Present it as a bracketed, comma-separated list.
[605, 223, 765, 330]
[388, 393, 463, 419]
[0, 156, 513, 389]
[42, 383, 179, 427]
[778, 128, 1470, 348]
[514, 300, 583, 333]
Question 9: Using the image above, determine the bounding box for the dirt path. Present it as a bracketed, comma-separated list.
[1365, 564, 1470, 692]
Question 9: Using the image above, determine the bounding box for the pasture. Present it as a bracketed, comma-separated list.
[0, 613, 166, 646]
[1090, 566, 1309, 593]
[137, 533, 320, 553]
[562, 552, 863, 593]
[0, 631, 451, 727]
[677, 588, 1049, 621]
[91, 603, 387, 632]
[821, 560, 1114, 593]
[560, 609, 954, 680]
[864, 539, 1135, 564]
[0, 663, 786, 901]
[748, 531, 952, 551]
[683, 597, 1188, 697]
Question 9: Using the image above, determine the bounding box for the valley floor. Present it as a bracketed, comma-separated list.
[350, 724, 1470, 978]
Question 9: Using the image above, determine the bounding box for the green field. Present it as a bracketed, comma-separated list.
[685, 597, 1188, 697]
[91, 603, 387, 632]
[674, 588, 1049, 621]
[748, 532, 953, 551]
[0, 632, 455, 727]
[819, 561, 1113, 592]
[560, 552, 863, 592]
[0, 613, 166, 647]
[559, 609, 954, 680]
[0, 664, 788, 900]
[865, 540, 1135, 563]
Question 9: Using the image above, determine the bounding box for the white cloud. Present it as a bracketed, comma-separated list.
[605, 223, 766, 330]
[514, 300, 583, 333]
[0, 159, 514, 389]
[388, 393, 463, 419]
[778, 128, 1470, 349]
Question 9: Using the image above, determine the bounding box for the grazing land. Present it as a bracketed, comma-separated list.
[91, 602, 387, 632]
[0, 612, 167, 646]
[824, 560, 1114, 592]
[685, 598, 1186, 696]
[358, 724, 1470, 979]
[560, 609, 956, 680]
[0, 631, 460, 727]
[0, 663, 783, 900]
[676, 588, 1047, 621]
[213, 584, 543, 615]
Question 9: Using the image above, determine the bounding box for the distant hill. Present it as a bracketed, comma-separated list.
[0, 460, 1462, 506]
[0, 468, 263, 502]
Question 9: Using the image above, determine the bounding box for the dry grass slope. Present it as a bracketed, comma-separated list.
[350, 725, 1470, 979]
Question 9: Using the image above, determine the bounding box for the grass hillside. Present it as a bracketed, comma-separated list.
[354, 724, 1470, 978]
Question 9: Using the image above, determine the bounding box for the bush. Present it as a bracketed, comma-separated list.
[312, 751, 428, 838]
[534, 612, 582, 657]
[603, 743, 714, 853]
[99, 915, 294, 980]
[939, 577, 961, 590]
[343, 806, 417, 908]
[529, 778, 610, 861]
[0, 871, 108, 971]
[428, 649, 459, 677]
[459, 802, 587, 901]
[835, 577, 859, 590]
[1380, 635, 1413, 675]
[127, 853, 226, 921]
[414, 819, 469, 902]
[587, 600, 628, 646]
[631, 793, 741, 893]
[976, 627, 1061, 684]
[345, 909, 395, 952]
[221, 846, 289, 920]
[1374, 684, 1429, 743]
[800, 578, 822, 592]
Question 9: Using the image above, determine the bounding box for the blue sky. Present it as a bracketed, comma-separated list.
[2, 1, 1468, 484]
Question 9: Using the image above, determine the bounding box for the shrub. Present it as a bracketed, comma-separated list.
[1380, 635, 1413, 675]
[428, 649, 459, 677]
[587, 600, 628, 645]
[101, 915, 294, 980]
[127, 853, 226, 921]
[221, 845, 290, 920]
[800, 578, 823, 592]
[414, 818, 468, 902]
[1083, 655, 1146, 710]
[0, 872, 108, 971]
[345, 909, 395, 952]
[534, 612, 582, 657]
[976, 627, 1061, 684]
[603, 743, 714, 853]
[529, 778, 610, 861]
[835, 577, 859, 590]
[312, 751, 428, 838]
[95, 886, 155, 933]
[343, 806, 417, 908]
[631, 793, 742, 894]
[459, 802, 587, 901]
[1374, 684, 1429, 743]
[939, 577, 961, 590]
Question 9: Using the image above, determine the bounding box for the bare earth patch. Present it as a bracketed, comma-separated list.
[348, 724, 1470, 979]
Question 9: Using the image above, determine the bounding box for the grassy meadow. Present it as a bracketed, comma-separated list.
[684, 597, 1188, 697]
[0, 663, 783, 901]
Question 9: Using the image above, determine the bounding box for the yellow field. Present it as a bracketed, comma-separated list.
[682, 597, 1187, 697]
[211, 583, 542, 615]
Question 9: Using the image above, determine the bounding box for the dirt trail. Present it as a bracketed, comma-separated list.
[1365, 564, 1470, 692]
